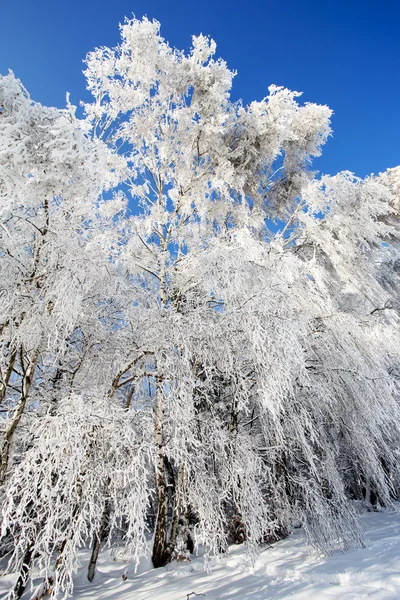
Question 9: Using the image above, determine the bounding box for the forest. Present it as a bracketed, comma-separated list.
[0, 17, 399, 600]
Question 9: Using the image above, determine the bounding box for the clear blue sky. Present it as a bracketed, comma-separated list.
[1, 0, 399, 177]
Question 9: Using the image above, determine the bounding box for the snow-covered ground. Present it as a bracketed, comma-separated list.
[2, 511, 400, 599]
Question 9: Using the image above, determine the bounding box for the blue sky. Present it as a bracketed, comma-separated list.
[1, 0, 399, 178]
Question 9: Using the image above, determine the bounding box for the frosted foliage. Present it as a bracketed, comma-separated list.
[2, 395, 151, 598]
[0, 72, 125, 356]
[1, 16, 400, 600]
[301, 172, 394, 252]
[380, 166, 400, 212]
[83, 17, 332, 234]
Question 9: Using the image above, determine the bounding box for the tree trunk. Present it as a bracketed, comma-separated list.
[87, 536, 101, 583]
[0, 344, 17, 403]
[13, 541, 34, 599]
[0, 349, 38, 481]
[168, 463, 185, 552]
[87, 499, 110, 582]
[152, 375, 169, 568]
[152, 243, 172, 568]
[152, 472, 168, 567]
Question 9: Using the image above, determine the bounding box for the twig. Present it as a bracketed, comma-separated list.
[370, 305, 393, 315]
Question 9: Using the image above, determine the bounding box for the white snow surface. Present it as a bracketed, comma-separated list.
[2, 511, 400, 599]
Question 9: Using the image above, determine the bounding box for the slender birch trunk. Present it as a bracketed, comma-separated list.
[0, 344, 17, 404]
[0, 348, 38, 481]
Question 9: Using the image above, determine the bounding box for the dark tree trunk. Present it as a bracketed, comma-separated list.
[182, 504, 195, 554]
[87, 499, 110, 582]
[152, 467, 169, 568]
[13, 542, 34, 599]
[87, 536, 101, 583]
[152, 375, 170, 568]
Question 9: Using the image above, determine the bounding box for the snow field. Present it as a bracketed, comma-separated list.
[2, 511, 397, 600]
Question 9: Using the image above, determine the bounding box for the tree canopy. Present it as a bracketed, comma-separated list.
[1, 17, 399, 600]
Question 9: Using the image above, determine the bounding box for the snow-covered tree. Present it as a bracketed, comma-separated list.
[0, 71, 123, 477]
[1, 16, 400, 600]
[2, 394, 151, 599]
[80, 16, 339, 568]
[0, 72, 136, 598]
[81, 16, 400, 566]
